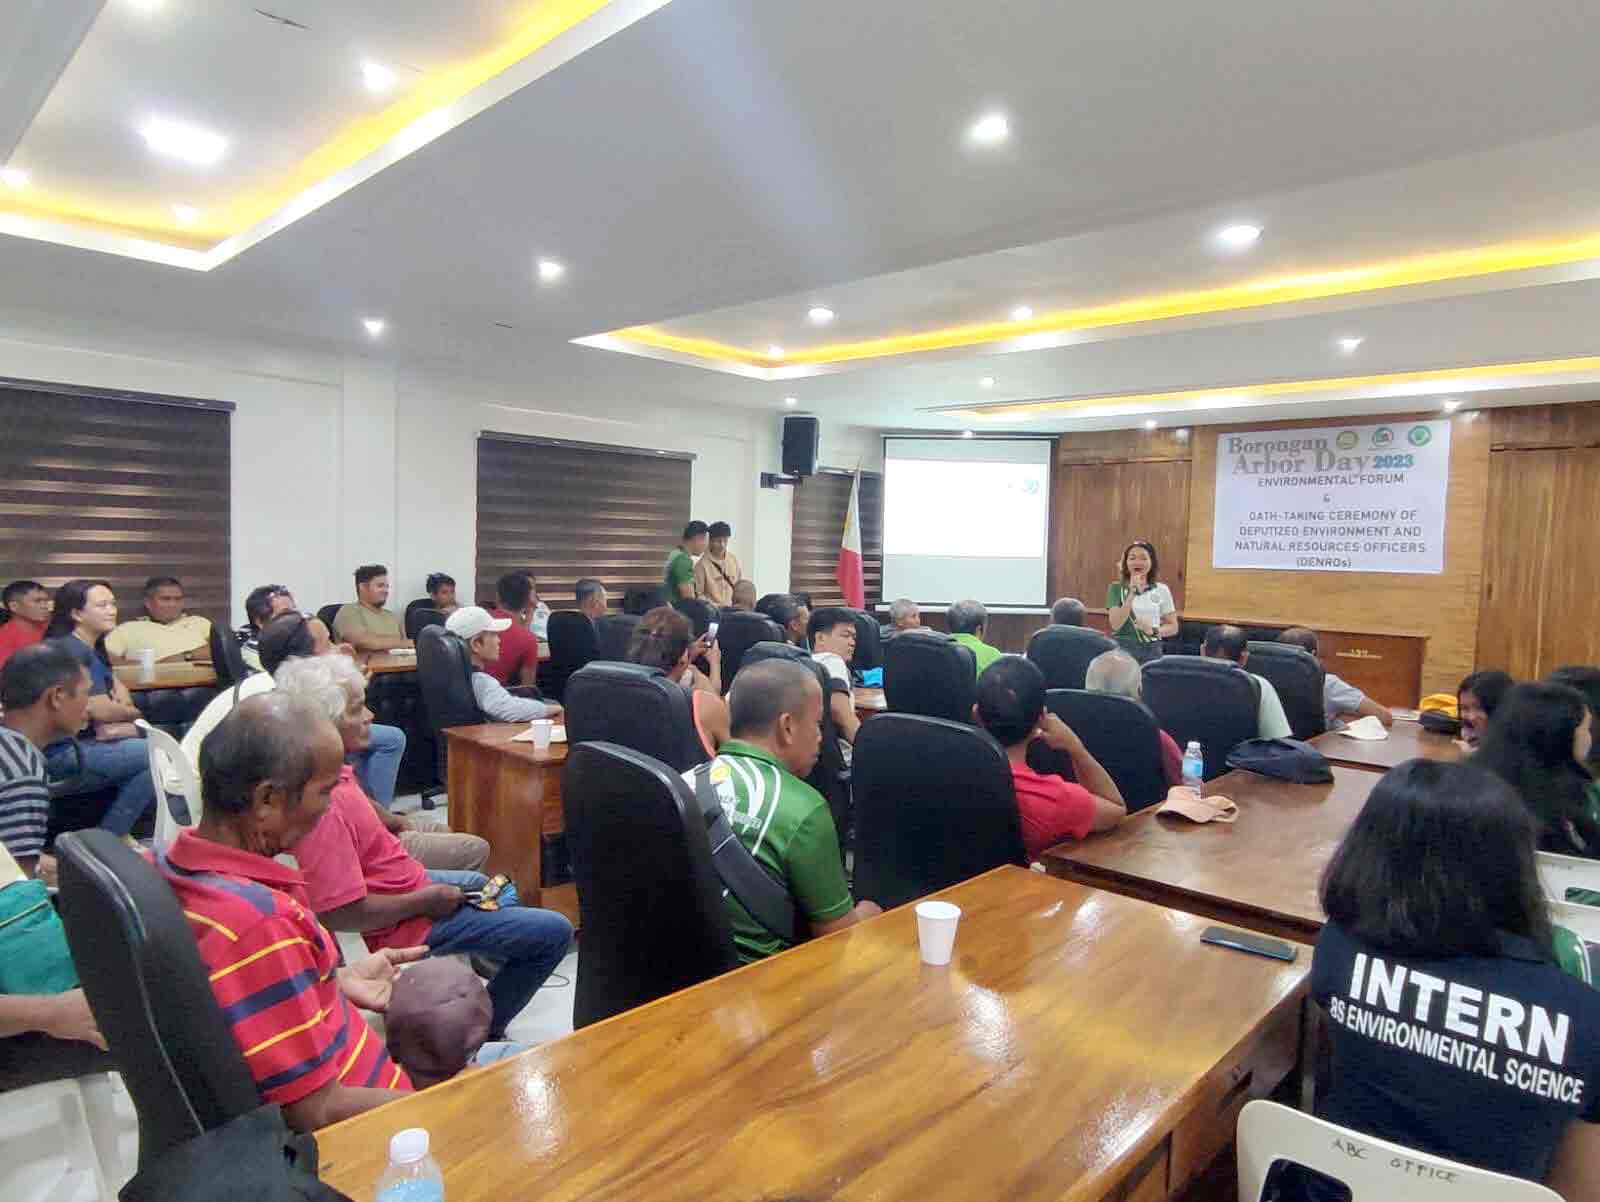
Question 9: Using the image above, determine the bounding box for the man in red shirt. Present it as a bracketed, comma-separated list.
[155, 693, 424, 1131]
[0, 581, 51, 672]
[975, 655, 1126, 861]
[486, 572, 540, 687]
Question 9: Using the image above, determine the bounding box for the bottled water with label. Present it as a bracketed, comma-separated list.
[376, 1128, 444, 1202]
[1181, 741, 1204, 790]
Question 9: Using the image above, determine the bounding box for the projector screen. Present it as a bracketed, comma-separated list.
[881, 436, 1053, 606]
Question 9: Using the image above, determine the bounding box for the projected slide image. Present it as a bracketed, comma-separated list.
[884, 459, 1049, 557]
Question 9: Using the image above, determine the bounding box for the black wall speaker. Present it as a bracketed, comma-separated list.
[781, 414, 820, 477]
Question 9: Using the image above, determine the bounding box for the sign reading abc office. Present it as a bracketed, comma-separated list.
[1212, 421, 1451, 574]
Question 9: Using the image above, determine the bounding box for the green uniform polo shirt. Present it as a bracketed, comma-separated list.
[683, 740, 853, 963]
[664, 547, 694, 598]
[950, 632, 1002, 677]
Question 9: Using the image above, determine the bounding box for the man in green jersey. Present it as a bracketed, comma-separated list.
[683, 659, 880, 961]
[664, 521, 709, 601]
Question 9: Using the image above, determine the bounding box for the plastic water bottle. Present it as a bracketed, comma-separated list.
[1181, 741, 1204, 791]
[376, 1128, 444, 1202]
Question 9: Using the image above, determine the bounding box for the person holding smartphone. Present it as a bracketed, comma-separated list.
[1107, 540, 1178, 663]
[627, 607, 729, 757]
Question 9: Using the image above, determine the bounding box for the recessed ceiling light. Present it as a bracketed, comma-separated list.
[961, 429, 975, 439]
[807, 306, 835, 325]
[980, 376, 995, 389]
[0, 166, 28, 189]
[968, 112, 1010, 146]
[171, 203, 198, 224]
[139, 117, 227, 166]
[536, 258, 565, 283]
[1143, 419, 1158, 430]
[362, 317, 386, 338]
[1010, 305, 1033, 322]
[768, 345, 785, 358]
[1337, 336, 1364, 353]
[783, 396, 798, 407]
[361, 61, 397, 93]
[1214, 222, 1262, 250]
[1442, 398, 1462, 412]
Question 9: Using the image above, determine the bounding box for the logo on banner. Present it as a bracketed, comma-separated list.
[1372, 426, 1395, 447]
[1408, 425, 1433, 447]
[1336, 431, 1359, 450]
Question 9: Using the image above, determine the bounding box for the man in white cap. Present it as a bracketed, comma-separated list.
[446, 606, 564, 723]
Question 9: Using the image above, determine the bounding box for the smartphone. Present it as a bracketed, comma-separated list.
[1200, 926, 1298, 962]
[706, 622, 719, 642]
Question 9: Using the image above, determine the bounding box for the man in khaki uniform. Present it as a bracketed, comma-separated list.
[692, 521, 743, 606]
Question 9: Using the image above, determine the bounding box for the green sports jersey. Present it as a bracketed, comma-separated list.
[683, 740, 853, 963]
[664, 547, 694, 597]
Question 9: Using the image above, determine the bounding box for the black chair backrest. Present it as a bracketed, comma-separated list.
[1026, 624, 1117, 691]
[207, 619, 249, 690]
[594, 612, 641, 661]
[883, 632, 977, 723]
[56, 830, 261, 1171]
[852, 713, 1024, 909]
[738, 640, 851, 842]
[405, 606, 446, 640]
[1140, 655, 1260, 779]
[315, 603, 342, 633]
[1035, 689, 1170, 812]
[1246, 642, 1328, 740]
[622, 586, 667, 616]
[849, 609, 884, 672]
[673, 597, 717, 637]
[545, 611, 599, 700]
[564, 742, 738, 1027]
[564, 662, 709, 772]
[717, 611, 785, 692]
[416, 625, 482, 742]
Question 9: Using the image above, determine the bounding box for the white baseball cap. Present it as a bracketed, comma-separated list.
[445, 605, 512, 640]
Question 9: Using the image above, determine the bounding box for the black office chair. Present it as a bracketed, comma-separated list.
[416, 624, 484, 789]
[673, 597, 718, 637]
[595, 612, 641, 661]
[852, 713, 1025, 909]
[740, 641, 852, 847]
[405, 606, 446, 640]
[314, 603, 342, 633]
[1026, 625, 1117, 691]
[849, 609, 884, 672]
[564, 662, 710, 772]
[207, 619, 249, 690]
[545, 610, 599, 701]
[1140, 656, 1260, 780]
[56, 830, 261, 1172]
[883, 632, 977, 723]
[564, 742, 738, 1027]
[1030, 689, 1171, 813]
[716, 611, 784, 693]
[622, 586, 667, 616]
[1246, 642, 1328, 740]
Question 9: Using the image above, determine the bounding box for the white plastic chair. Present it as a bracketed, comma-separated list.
[1237, 1099, 1561, 1200]
[1, 1073, 128, 1202]
[1537, 850, 1600, 907]
[133, 721, 201, 851]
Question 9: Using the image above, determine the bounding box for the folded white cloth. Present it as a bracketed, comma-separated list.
[1336, 715, 1390, 741]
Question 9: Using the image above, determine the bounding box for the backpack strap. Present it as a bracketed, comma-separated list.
[687, 764, 798, 945]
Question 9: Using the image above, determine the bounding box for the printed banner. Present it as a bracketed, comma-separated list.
[1211, 420, 1451, 574]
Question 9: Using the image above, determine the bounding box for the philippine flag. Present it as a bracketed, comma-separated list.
[836, 470, 865, 609]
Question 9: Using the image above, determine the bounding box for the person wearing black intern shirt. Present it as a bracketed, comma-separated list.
[1311, 759, 1600, 1195]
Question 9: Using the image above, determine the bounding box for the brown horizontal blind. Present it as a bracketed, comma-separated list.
[0, 382, 232, 624]
[789, 469, 883, 607]
[476, 435, 692, 612]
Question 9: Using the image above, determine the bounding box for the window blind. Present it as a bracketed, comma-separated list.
[788, 469, 883, 607]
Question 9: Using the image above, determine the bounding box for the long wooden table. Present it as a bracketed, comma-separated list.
[112, 662, 218, 690]
[316, 867, 1307, 1202]
[444, 723, 576, 926]
[1043, 766, 1378, 944]
[1309, 718, 1461, 772]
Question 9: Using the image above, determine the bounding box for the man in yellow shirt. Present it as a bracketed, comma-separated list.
[333, 565, 410, 653]
[692, 521, 743, 606]
[104, 576, 211, 663]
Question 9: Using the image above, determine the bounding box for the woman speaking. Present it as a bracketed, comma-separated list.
[1107, 540, 1178, 662]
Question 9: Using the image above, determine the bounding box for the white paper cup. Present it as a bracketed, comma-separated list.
[915, 900, 962, 966]
[136, 648, 157, 681]
[530, 719, 553, 751]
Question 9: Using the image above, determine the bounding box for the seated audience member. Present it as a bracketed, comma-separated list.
[1048, 597, 1087, 627]
[1476, 682, 1599, 858]
[1548, 665, 1600, 777]
[681, 660, 880, 962]
[276, 656, 572, 1038]
[948, 599, 1002, 676]
[448, 607, 563, 723]
[1312, 759, 1600, 1192]
[758, 593, 811, 649]
[1200, 624, 1293, 740]
[0, 644, 91, 876]
[157, 695, 424, 1131]
[887, 597, 922, 632]
[235, 583, 294, 671]
[0, 580, 51, 671]
[626, 607, 730, 756]
[575, 577, 609, 623]
[486, 572, 541, 687]
[1459, 668, 1515, 748]
[622, 585, 666, 616]
[730, 578, 758, 612]
[424, 573, 459, 616]
[666, 522, 708, 601]
[1084, 648, 1183, 786]
[1278, 626, 1393, 730]
[104, 576, 212, 664]
[692, 521, 743, 606]
[41, 580, 156, 837]
[0, 840, 111, 1093]
[808, 607, 862, 764]
[976, 655, 1125, 860]
[333, 564, 410, 652]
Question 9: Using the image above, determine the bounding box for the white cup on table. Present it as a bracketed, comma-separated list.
[915, 900, 962, 966]
[135, 648, 157, 682]
[530, 719, 553, 751]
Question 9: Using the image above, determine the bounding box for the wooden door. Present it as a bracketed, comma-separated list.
[1541, 448, 1600, 671]
[1477, 449, 1556, 678]
[1052, 460, 1191, 608]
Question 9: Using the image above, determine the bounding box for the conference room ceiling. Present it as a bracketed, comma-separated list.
[5, 0, 1600, 433]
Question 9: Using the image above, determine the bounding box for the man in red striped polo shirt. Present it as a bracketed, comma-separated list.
[156, 693, 426, 1131]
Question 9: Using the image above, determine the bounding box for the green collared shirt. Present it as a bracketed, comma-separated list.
[951, 632, 1002, 677]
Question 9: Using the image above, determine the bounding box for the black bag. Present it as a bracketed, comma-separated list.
[120, 1105, 352, 1202]
[1225, 737, 1334, 784]
[1418, 708, 1462, 736]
